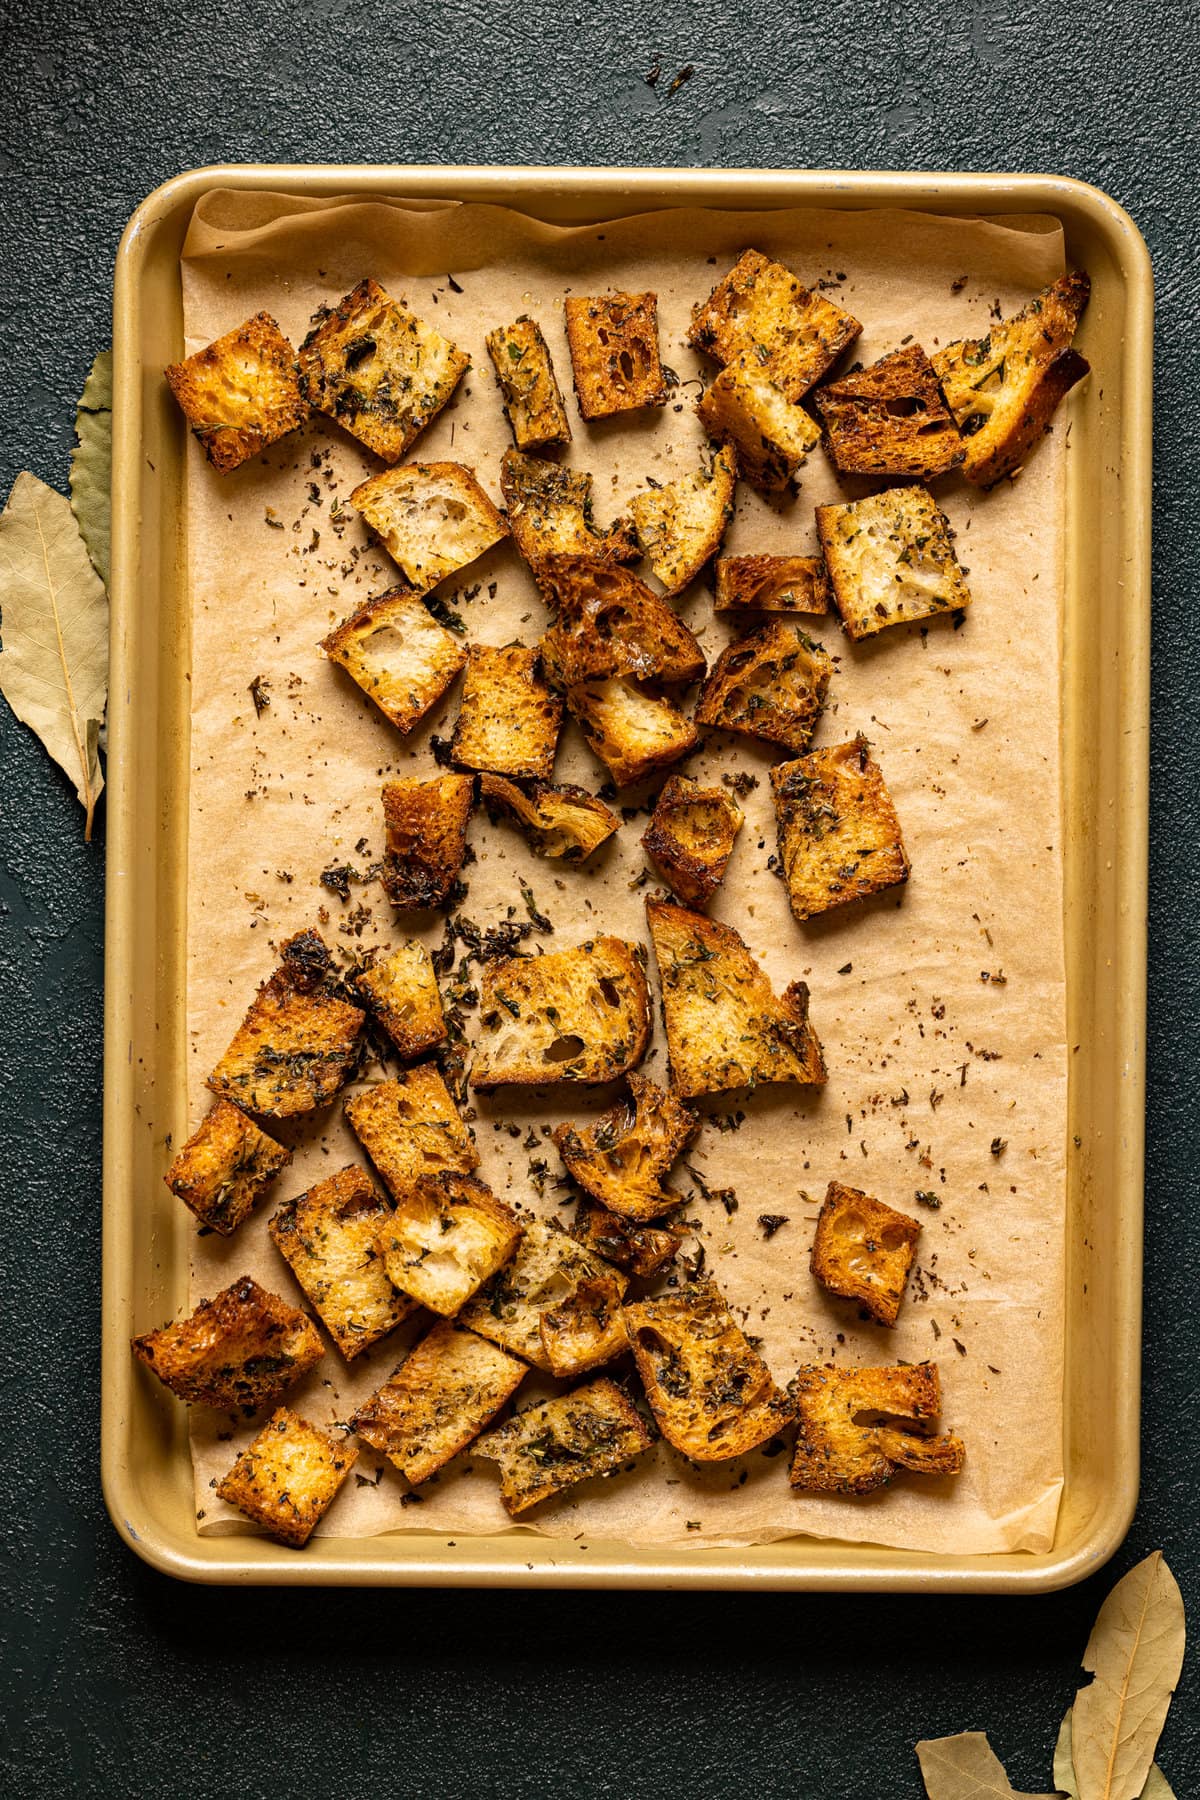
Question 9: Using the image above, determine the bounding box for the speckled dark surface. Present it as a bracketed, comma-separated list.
[1, 3, 1196, 1794]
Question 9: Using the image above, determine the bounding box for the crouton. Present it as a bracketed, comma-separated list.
[344, 1064, 479, 1202]
[563, 291, 668, 419]
[539, 555, 707, 687]
[552, 1070, 696, 1222]
[353, 940, 447, 1060]
[539, 1272, 629, 1378]
[216, 1407, 357, 1546]
[810, 1180, 921, 1327]
[207, 929, 365, 1119]
[571, 1199, 684, 1277]
[459, 1218, 628, 1367]
[380, 774, 474, 909]
[932, 271, 1091, 485]
[320, 586, 467, 736]
[164, 1099, 291, 1235]
[814, 344, 965, 478]
[374, 1171, 522, 1316]
[499, 450, 639, 584]
[476, 1377, 653, 1515]
[350, 1319, 527, 1485]
[269, 1165, 414, 1359]
[815, 486, 971, 640]
[715, 554, 830, 616]
[450, 643, 562, 779]
[478, 773, 620, 862]
[646, 900, 826, 1098]
[695, 619, 833, 755]
[471, 936, 650, 1091]
[688, 249, 861, 400]
[642, 775, 743, 908]
[626, 1278, 795, 1461]
[629, 444, 737, 596]
[298, 277, 468, 462]
[697, 360, 821, 490]
[485, 315, 571, 451]
[351, 461, 508, 592]
[771, 736, 909, 921]
[164, 311, 309, 474]
[131, 1275, 324, 1412]
[567, 677, 699, 789]
[789, 1362, 965, 1493]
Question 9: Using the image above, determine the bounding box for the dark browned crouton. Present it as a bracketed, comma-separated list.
[814, 344, 965, 478]
[688, 250, 861, 399]
[564, 291, 669, 419]
[630, 445, 737, 595]
[810, 1181, 922, 1327]
[539, 555, 707, 687]
[789, 1362, 965, 1493]
[485, 315, 571, 451]
[695, 619, 833, 754]
[269, 1165, 415, 1359]
[499, 449, 639, 586]
[353, 940, 447, 1060]
[320, 587, 467, 736]
[567, 677, 699, 790]
[552, 1070, 697, 1222]
[380, 774, 474, 909]
[351, 461, 508, 592]
[772, 736, 909, 920]
[477, 774, 620, 862]
[715, 554, 830, 616]
[476, 1377, 654, 1516]
[642, 775, 743, 907]
[350, 1319, 527, 1484]
[216, 1407, 357, 1546]
[450, 644, 562, 780]
[471, 936, 650, 1091]
[343, 1064, 479, 1202]
[815, 486, 971, 639]
[131, 1275, 325, 1411]
[165, 311, 309, 473]
[459, 1218, 628, 1368]
[571, 1199, 684, 1277]
[164, 1099, 291, 1235]
[374, 1170, 523, 1316]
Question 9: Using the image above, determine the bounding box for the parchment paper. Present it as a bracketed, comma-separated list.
[177, 190, 1068, 1554]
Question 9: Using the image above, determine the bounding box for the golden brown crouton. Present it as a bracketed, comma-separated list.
[351, 461, 508, 592]
[485, 315, 571, 451]
[688, 250, 861, 400]
[216, 1407, 357, 1546]
[771, 736, 909, 921]
[563, 291, 668, 419]
[815, 486, 971, 640]
[697, 359, 821, 490]
[269, 1165, 415, 1359]
[695, 619, 833, 755]
[810, 1180, 921, 1327]
[814, 344, 965, 478]
[344, 1064, 479, 1202]
[539, 555, 707, 687]
[164, 311, 309, 474]
[353, 940, 447, 1060]
[646, 900, 826, 1098]
[471, 936, 650, 1091]
[320, 587, 467, 736]
[298, 277, 468, 462]
[629, 445, 737, 596]
[350, 1319, 527, 1484]
[459, 1218, 628, 1367]
[478, 774, 620, 862]
[642, 775, 743, 908]
[374, 1171, 523, 1316]
[933, 271, 1090, 485]
[450, 644, 562, 779]
[552, 1071, 697, 1223]
[380, 773, 474, 909]
[207, 929, 365, 1119]
[477, 1377, 654, 1516]
[164, 1099, 291, 1235]
[626, 1278, 795, 1461]
[567, 677, 699, 790]
[715, 553, 830, 617]
[539, 1272, 629, 1378]
[789, 1362, 965, 1493]
[499, 449, 639, 585]
[571, 1199, 684, 1277]
[131, 1275, 324, 1412]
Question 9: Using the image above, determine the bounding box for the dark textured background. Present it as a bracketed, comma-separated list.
[1, 1, 1196, 1794]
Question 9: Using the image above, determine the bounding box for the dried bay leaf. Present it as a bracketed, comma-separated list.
[1056, 1709, 1176, 1800]
[1071, 1553, 1184, 1800]
[0, 471, 108, 837]
[916, 1731, 1057, 1799]
[69, 349, 112, 588]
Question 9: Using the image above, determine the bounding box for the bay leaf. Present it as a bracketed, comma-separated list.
[916, 1731, 1057, 1799]
[69, 349, 112, 588]
[1056, 1711, 1175, 1800]
[1071, 1553, 1185, 1800]
[0, 470, 108, 837]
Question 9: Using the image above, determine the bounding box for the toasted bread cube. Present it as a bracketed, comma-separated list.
[351, 1319, 527, 1484]
[629, 444, 737, 596]
[626, 1278, 795, 1461]
[789, 1362, 965, 1493]
[810, 1180, 921, 1327]
[216, 1407, 357, 1546]
[268, 1165, 414, 1359]
[450, 643, 562, 779]
[164, 1099, 291, 1235]
[344, 1064, 479, 1202]
[572, 1199, 683, 1277]
[478, 774, 619, 862]
[131, 1275, 324, 1411]
[771, 736, 909, 921]
[697, 359, 821, 490]
[552, 1071, 696, 1222]
[647, 900, 826, 1098]
[688, 250, 861, 400]
[471, 936, 650, 1091]
[695, 619, 833, 755]
[351, 461, 508, 592]
[715, 553, 830, 616]
[298, 277, 468, 462]
[564, 291, 668, 420]
[567, 678, 699, 789]
[477, 1377, 653, 1516]
[933, 271, 1090, 485]
[164, 311, 308, 474]
[375, 1171, 522, 1316]
[814, 343, 964, 478]
[539, 1272, 629, 1378]
[381, 774, 474, 909]
[459, 1218, 628, 1367]
[642, 775, 743, 908]
[485, 315, 571, 451]
[540, 555, 707, 687]
[499, 449, 638, 584]
[815, 486, 971, 641]
[207, 930, 365, 1119]
[320, 587, 467, 736]
[353, 940, 447, 1059]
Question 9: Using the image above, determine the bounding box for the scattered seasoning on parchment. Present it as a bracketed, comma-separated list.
[248, 674, 271, 716]
[951, 274, 969, 293]
[757, 1214, 789, 1239]
[990, 1136, 1008, 1156]
[915, 1189, 942, 1210]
